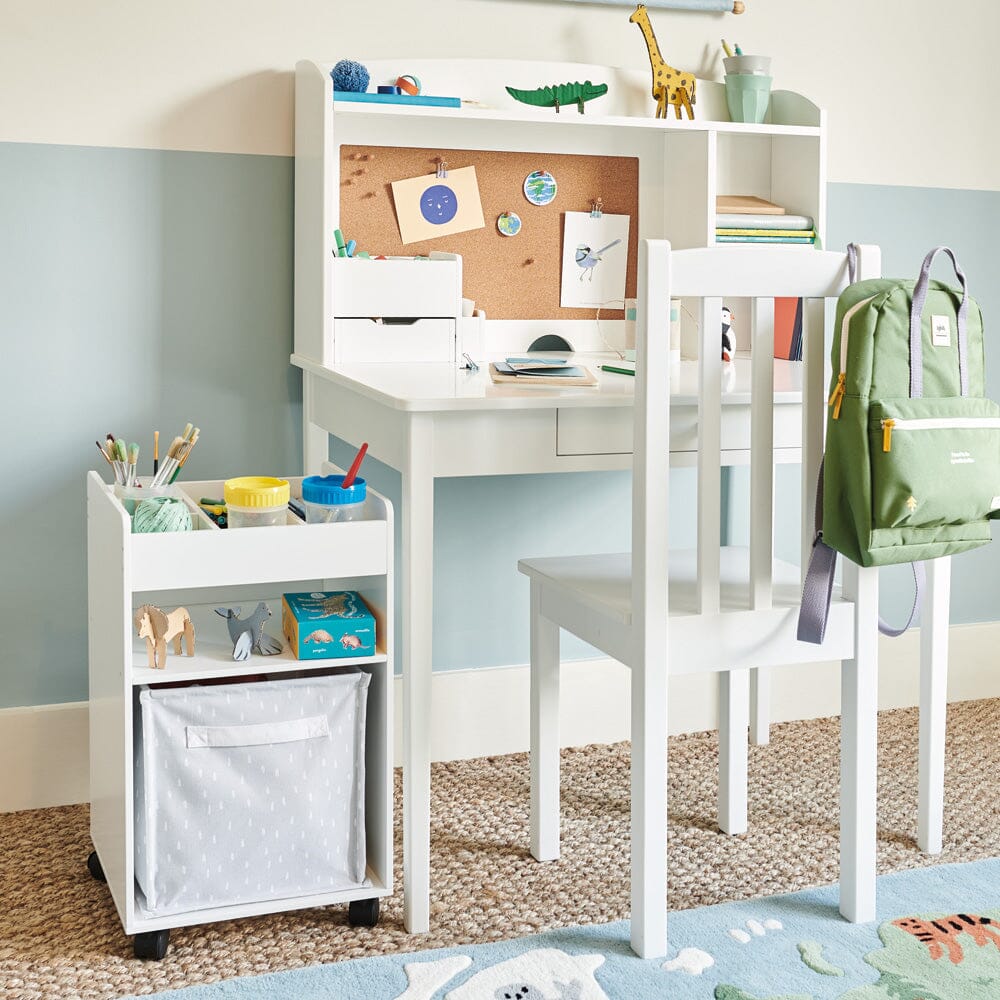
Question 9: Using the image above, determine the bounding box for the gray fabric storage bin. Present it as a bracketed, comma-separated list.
[134, 672, 370, 917]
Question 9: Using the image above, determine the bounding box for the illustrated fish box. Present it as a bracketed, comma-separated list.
[281, 590, 376, 660]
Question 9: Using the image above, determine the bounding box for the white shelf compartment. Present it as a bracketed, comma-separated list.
[87, 465, 395, 945]
[106, 477, 390, 591]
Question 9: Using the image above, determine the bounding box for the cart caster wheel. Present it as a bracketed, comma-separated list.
[134, 929, 170, 960]
[348, 897, 380, 927]
[87, 851, 106, 883]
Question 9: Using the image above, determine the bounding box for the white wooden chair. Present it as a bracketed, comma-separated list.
[518, 240, 883, 959]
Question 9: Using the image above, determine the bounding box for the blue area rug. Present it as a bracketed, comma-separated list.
[136, 858, 1000, 999]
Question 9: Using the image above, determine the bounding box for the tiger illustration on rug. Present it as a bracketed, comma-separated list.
[892, 913, 1000, 964]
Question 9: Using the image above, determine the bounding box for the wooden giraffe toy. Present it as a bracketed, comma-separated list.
[629, 3, 696, 120]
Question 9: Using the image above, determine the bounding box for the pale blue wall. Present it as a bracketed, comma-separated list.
[0, 143, 297, 708]
[1, 142, 997, 708]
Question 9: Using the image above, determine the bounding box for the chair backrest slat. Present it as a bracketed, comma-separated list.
[697, 295, 723, 615]
[749, 296, 775, 610]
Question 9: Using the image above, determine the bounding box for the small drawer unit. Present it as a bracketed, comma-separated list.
[333, 318, 457, 364]
[332, 255, 462, 319]
[331, 254, 463, 363]
[134, 673, 370, 917]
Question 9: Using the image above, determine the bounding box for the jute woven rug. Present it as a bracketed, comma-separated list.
[2, 699, 998, 999]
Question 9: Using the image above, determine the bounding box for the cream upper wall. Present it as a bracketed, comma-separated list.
[2, 0, 999, 190]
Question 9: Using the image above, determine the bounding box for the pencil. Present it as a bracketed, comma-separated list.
[153, 430, 159, 476]
[722, 38, 735, 58]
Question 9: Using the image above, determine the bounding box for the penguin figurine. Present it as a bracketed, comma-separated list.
[721, 306, 735, 363]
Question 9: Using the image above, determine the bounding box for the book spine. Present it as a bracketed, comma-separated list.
[715, 235, 815, 244]
[716, 229, 816, 238]
[715, 213, 814, 230]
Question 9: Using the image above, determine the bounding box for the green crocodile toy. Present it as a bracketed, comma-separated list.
[505, 80, 609, 114]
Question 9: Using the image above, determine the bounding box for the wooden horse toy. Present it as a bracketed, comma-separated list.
[629, 3, 697, 120]
[134, 604, 195, 670]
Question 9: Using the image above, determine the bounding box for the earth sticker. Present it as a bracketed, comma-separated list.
[497, 211, 522, 237]
[523, 170, 557, 206]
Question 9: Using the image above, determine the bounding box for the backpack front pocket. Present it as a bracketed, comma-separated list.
[869, 398, 1000, 529]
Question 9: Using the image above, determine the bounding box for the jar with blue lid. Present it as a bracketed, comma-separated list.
[301, 474, 368, 523]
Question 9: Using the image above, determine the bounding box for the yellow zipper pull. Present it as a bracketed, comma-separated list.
[882, 418, 895, 452]
[828, 373, 846, 419]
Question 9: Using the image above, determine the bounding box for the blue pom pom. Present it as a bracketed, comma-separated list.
[332, 59, 370, 94]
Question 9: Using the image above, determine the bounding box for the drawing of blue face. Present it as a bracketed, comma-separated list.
[420, 184, 458, 225]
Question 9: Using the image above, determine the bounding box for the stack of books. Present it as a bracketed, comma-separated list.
[715, 195, 815, 245]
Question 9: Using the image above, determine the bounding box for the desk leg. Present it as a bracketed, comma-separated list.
[402, 416, 434, 935]
[749, 668, 771, 746]
[302, 374, 329, 474]
[918, 556, 951, 855]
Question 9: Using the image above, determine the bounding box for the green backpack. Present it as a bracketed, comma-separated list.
[799, 246, 1000, 644]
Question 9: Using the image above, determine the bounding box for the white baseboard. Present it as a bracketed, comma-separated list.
[4, 621, 1000, 812]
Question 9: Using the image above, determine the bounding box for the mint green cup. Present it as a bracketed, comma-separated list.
[725, 73, 772, 124]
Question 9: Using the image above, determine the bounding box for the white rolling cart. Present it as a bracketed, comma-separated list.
[86, 465, 393, 960]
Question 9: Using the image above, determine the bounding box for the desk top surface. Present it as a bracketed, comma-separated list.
[292, 353, 805, 414]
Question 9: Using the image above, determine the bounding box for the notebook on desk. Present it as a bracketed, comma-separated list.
[489, 360, 598, 387]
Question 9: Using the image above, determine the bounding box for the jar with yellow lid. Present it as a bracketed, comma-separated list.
[223, 477, 290, 528]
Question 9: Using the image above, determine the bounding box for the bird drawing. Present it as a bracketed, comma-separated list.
[574, 238, 622, 281]
[214, 602, 283, 661]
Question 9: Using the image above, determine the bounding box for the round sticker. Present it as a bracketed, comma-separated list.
[523, 170, 557, 206]
[497, 211, 522, 237]
[420, 184, 458, 225]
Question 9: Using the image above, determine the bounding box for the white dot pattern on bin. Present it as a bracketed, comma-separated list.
[133, 673, 371, 917]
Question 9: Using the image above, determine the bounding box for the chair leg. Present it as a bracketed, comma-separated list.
[529, 581, 561, 862]
[919, 556, 951, 855]
[719, 669, 749, 835]
[630, 650, 669, 959]
[749, 667, 771, 746]
[840, 562, 879, 924]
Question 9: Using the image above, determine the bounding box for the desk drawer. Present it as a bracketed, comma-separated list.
[556, 406, 802, 456]
[333, 318, 456, 364]
[332, 257, 461, 318]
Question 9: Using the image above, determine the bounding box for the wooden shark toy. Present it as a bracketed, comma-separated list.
[214, 602, 283, 661]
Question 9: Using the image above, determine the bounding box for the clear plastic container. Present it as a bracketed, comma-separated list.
[113, 479, 177, 515]
[301, 474, 368, 523]
[224, 476, 290, 528]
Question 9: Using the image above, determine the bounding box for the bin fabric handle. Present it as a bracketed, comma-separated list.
[186, 715, 330, 749]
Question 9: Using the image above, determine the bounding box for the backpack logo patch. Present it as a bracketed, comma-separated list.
[951, 451, 974, 465]
[932, 315, 952, 347]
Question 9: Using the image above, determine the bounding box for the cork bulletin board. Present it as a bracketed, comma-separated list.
[339, 145, 639, 321]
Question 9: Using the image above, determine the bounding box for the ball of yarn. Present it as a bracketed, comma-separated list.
[133, 496, 193, 534]
[332, 59, 369, 93]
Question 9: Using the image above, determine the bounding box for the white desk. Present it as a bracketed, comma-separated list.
[293, 350, 810, 933]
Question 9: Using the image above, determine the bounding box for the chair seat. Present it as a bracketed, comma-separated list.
[519, 546, 855, 671]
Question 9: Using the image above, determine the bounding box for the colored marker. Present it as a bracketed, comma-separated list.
[334, 229, 348, 257]
[722, 38, 734, 58]
[734, 42, 744, 55]
[345, 239, 357, 258]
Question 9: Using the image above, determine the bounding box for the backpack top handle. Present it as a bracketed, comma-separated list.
[909, 246, 971, 399]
